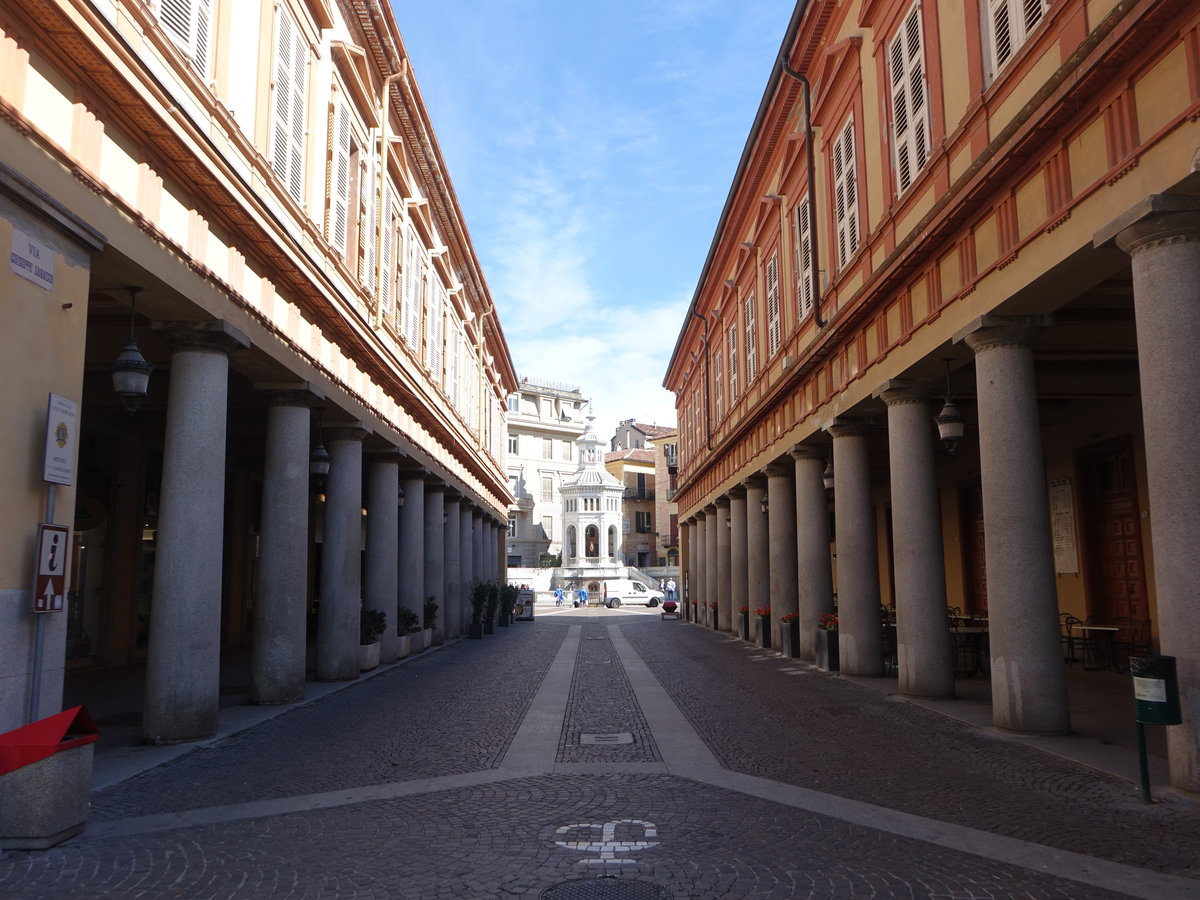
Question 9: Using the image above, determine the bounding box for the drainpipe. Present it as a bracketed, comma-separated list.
[779, 56, 826, 328]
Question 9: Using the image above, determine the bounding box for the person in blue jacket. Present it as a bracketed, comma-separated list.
[577, 586, 588, 607]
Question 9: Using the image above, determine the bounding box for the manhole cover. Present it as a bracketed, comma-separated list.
[580, 732, 634, 745]
[540, 877, 671, 899]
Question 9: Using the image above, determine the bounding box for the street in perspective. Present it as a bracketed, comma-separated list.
[2, 603, 1197, 899]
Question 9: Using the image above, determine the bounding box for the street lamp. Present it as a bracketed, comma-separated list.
[822, 461, 835, 492]
[933, 358, 966, 454]
[110, 286, 154, 414]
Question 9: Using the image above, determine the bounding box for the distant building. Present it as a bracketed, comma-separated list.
[561, 415, 625, 572]
[606, 424, 679, 570]
[505, 378, 587, 567]
[604, 448, 656, 568]
[611, 419, 676, 452]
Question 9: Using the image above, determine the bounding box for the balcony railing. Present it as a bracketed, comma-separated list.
[623, 489, 655, 500]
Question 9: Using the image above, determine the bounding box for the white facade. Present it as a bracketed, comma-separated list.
[505, 379, 586, 566]
[561, 416, 625, 567]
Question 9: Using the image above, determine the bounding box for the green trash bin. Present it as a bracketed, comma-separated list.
[1130, 655, 1181, 726]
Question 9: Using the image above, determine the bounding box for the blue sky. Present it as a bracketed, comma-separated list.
[393, 1, 792, 441]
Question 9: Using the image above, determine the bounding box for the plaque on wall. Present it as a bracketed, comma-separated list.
[1049, 478, 1079, 575]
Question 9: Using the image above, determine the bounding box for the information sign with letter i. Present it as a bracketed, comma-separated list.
[33, 523, 70, 613]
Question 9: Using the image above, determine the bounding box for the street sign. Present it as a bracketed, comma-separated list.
[33, 523, 70, 613]
[43, 393, 78, 486]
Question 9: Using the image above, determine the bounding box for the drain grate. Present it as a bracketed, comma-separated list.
[540, 876, 671, 899]
[580, 732, 634, 745]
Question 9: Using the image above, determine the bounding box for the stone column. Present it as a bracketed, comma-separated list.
[880, 381, 954, 698]
[444, 493, 462, 639]
[714, 497, 732, 631]
[424, 481, 446, 645]
[700, 508, 710, 633]
[1099, 197, 1200, 790]
[792, 445, 835, 660]
[694, 512, 708, 624]
[143, 322, 248, 743]
[958, 316, 1067, 734]
[765, 461, 799, 626]
[728, 487, 748, 636]
[472, 508, 484, 584]
[744, 476, 769, 637]
[827, 419, 883, 676]
[365, 451, 401, 663]
[460, 503, 474, 626]
[251, 386, 319, 705]
[398, 468, 426, 632]
[316, 424, 369, 681]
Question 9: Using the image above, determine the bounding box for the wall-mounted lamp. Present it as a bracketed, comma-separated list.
[933, 358, 965, 454]
[822, 461, 835, 492]
[111, 286, 154, 414]
[310, 411, 331, 487]
[760, 495, 769, 515]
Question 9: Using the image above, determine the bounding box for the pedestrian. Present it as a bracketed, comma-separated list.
[665, 578, 677, 604]
[578, 586, 588, 607]
[554, 587, 564, 606]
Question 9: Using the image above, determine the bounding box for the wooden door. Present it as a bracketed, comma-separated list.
[1078, 439, 1147, 622]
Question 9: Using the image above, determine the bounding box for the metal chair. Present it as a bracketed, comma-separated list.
[1060, 614, 1082, 664]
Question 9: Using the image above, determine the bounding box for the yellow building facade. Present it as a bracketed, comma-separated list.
[1, 0, 515, 743]
[665, 0, 1200, 793]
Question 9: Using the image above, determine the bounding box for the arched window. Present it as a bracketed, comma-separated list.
[607, 525, 619, 558]
[567, 525, 577, 560]
[585, 525, 599, 558]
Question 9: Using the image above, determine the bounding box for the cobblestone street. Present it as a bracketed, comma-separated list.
[2, 609, 1197, 899]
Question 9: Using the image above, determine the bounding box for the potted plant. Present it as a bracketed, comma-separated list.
[422, 596, 438, 648]
[779, 612, 801, 658]
[755, 606, 772, 649]
[396, 607, 420, 658]
[467, 580, 489, 639]
[498, 584, 519, 627]
[359, 608, 386, 671]
[816, 612, 839, 671]
[737, 605, 750, 640]
[708, 601, 719, 630]
[482, 581, 499, 634]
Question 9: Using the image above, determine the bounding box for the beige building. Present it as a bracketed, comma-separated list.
[1, 0, 515, 743]
[665, 0, 1200, 793]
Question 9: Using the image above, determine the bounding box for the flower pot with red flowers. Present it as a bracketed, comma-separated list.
[779, 613, 800, 658]
[755, 607, 772, 648]
[816, 613, 839, 671]
[737, 606, 750, 640]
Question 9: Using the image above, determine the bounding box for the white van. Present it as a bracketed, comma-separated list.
[602, 579, 664, 609]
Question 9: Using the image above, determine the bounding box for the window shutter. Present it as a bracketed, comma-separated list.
[795, 199, 813, 319]
[727, 325, 738, 403]
[766, 252, 781, 356]
[890, 3, 930, 195]
[744, 294, 758, 383]
[360, 155, 376, 293]
[380, 191, 394, 322]
[834, 118, 859, 269]
[713, 351, 723, 420]
[158, 0, 210, 75]
[330, 101, 350, 252]
[272, 9, 307, 202]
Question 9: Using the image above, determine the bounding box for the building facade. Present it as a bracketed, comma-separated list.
[504, 378, 587, 567]
[604, 448, 657, 568]
[651, 429, 680, 568]
[664, 0, 1200, 793]
[1, 0, 515, 742]
[560, 416, 625, 586]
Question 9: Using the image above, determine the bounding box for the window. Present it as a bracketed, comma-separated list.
[541, 517, 553, 540]
[507, 435, 518, 455]
[508, 394, 520, 412]
[329, 100, 351, 253]
[712, 349, 723, 420]
[833, 117, 860, 269]
[400, 223, 424, 348]
[426, 278, 446, 383]
[794, 199, 814, 319]
[541, 476, 554, 502]
[561, 440, 572, 461]
[543, 438, 553, 459]
[508, 515, 517, 538]
[271, 6, 307, 203]
[727, 325, 738, 403]
[744, 294, 758, 383]
[889, 3, 930, 194]
[986, 0, 1050, 75]
[157, 0, 211, 75]
[765, 252, 781, 356]
[635, 511, 652, 534]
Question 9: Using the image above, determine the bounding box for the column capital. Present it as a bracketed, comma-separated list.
[790, 442, 827, 461]
[423, 476, 447, 492]
[399, 463, 428, 480]
[763, 460, 792, 479]
[954, 315, 1052, 352]
[154, 319, 250, 354]
[323, 423, 371, 443]
[826, 417, 874, 439]
[727, 484, 747, 500]
[365, 448, 404, 465]
[714, 495, 730, 509]
[742, 473, 767, 491]
[875, 378, 937, 407]
[703, 503, 717, 514]
[255, 381, 325, 407]
[1094, 194, 1200, 254]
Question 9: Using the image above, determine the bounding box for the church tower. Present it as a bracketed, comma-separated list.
[560, 414, 625, 574]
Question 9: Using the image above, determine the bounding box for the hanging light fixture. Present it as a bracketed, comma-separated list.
[822, 461, 835, 492]
[310, 411, 331, 486]
[933, 358, 966, 454]
[110, 286, 154, 414]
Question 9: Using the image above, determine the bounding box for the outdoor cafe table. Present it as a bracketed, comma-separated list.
[1077, 625, 1120, 671]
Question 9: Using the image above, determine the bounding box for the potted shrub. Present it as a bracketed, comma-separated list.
[737, 606, 750, 640]
[422, 596, 438, 649]
[779, 612, 801, 658]
[755, 606, 772, 649]
[396, 607, 420, 658]
[482, 581, 499, 634]
[498, 583, 519, 627]
[816, 612, 839, 671]
[359, 608, 386, 671]
[467, 580, 489, 638]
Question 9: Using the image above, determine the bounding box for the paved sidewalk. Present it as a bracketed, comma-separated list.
[1, 607, 1196, 899]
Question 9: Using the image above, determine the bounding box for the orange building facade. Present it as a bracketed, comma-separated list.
[665, 0, 1200, 793]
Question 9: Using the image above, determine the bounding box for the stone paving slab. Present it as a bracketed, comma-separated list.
[0, 774, 1137, 899]
[621, 622, 1200, 878]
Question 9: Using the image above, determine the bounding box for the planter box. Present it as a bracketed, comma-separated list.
[358, 641, 380, 672]
[710, 608, 719, 630]
[779, 621, 801, 658]
[396, 634, 412, 659]
[417, 628, 432, 650]
[816, 629, 840, 672]
[737, 612, 749, 641]
[468, 622, 484, 639]
[0, 707, 98, 850]
[483, 620, 494, 635]
[756, 617, 772, 649]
